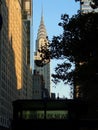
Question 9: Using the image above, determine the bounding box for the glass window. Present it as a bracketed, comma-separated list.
[25, 1, 30, 11]
[22, 110, 44, 119]
[46, 110, 68, 119]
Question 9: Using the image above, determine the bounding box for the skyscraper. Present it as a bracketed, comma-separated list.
[34, 11, 51, 97]
[0, 0, 32, 129]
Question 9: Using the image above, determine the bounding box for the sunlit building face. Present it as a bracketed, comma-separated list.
[81, 0, 98, 13]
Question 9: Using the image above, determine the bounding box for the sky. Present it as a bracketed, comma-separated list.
[32, 0, 80, 98]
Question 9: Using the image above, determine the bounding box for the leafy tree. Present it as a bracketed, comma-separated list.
[53, 12, 98, 81]
[90, 0, 98, 9]
[39, 12, 98, 98]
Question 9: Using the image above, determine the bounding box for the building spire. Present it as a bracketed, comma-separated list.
[37, 6, 47, 40]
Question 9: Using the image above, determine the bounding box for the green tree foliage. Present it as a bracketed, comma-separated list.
[90, 0, 98, 9]
[51, 13, 98, 86]
[39, 12, 98, 90]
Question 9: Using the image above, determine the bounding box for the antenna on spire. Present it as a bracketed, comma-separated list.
[40, 0, 44, 25]
[41, 0, 44, 21]
[41, 1, 43, 14]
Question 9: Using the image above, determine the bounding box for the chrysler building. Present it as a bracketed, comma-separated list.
[34, 11, 51, 97]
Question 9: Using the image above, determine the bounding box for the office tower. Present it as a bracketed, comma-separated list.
[20, 0, 33, 99]
[32, 69, 50, 99]
[0, 0, 32, 129]
[34, 12, 51, 97]
[80, 0, 98, 13]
